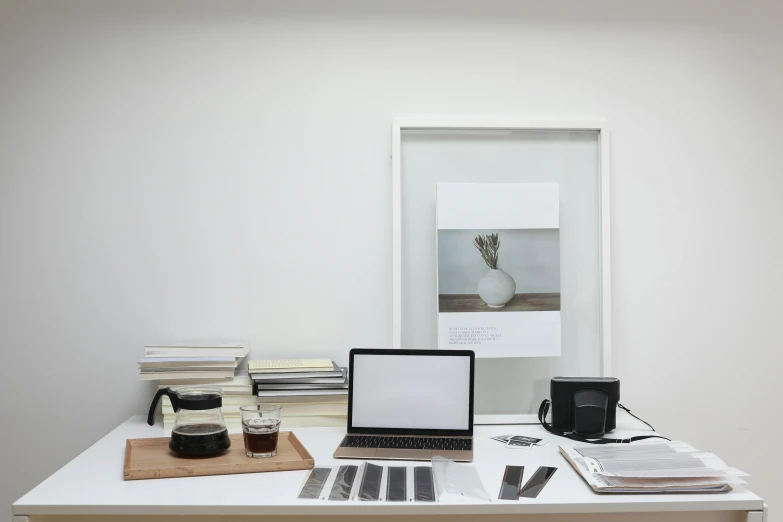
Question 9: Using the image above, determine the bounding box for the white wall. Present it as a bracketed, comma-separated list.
[0, 1, 781, 520]
[438, 229, 560, 294]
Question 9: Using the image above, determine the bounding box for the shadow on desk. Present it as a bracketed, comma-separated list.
[26, 512, 746, 522]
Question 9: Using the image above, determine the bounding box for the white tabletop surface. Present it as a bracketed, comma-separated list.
[13, 413, 764, 517]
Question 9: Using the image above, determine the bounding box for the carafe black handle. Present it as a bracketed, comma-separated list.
[147, 387, 179, 426]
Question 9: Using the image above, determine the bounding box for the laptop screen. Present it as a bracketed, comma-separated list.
[349, 350, 474, 435]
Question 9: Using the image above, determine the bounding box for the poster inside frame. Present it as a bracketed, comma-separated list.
[391, 118, 612, 418]
[436, 182, 562, 358]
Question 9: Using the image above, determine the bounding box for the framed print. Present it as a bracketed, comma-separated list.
[391, 118, 611, 418]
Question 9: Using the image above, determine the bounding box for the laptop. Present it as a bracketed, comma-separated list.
[333, 348, 475, 462]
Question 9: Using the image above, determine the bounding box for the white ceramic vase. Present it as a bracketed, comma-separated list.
[477, 268, 516, 308]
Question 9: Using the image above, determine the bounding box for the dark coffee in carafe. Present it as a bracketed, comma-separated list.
[170, 423, 231, 457]
[147, 386, 231, 458]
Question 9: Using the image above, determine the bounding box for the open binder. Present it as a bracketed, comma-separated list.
[560, 443, 747, 494]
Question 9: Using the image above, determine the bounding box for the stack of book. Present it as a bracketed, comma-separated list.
[250, 358, 348, 427]
[139, 343, 249, 382]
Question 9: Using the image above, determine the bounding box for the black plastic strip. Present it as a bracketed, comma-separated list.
[498, 465, 524, 500]
[519, 466, 557, 498]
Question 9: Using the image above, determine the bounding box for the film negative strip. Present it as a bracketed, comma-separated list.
[498, 465, 525, 500]
[386, 466, 407, 502]
[519, 466, 557, 498]
[413, 466, 436, 502]
[328, 465, 359, 501]
[298, 467, 332, 500]
[358, 463, 384, 501]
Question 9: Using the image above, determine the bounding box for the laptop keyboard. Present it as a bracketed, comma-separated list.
[340, 435, 472, 451]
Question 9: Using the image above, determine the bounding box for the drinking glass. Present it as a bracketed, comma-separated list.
[240, 404, 282, 458]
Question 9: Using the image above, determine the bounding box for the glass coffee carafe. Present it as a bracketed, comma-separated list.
[147, 386, 231, 457]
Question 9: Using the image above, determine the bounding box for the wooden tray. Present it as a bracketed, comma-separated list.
[124, 431, 314, 480]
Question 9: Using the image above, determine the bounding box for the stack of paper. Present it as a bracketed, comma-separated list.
[560, 442, 748, 493]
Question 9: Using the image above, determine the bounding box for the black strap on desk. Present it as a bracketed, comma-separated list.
[537, 400, 670, 444]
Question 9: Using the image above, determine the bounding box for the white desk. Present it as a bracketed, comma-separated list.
[13, 414, 766, 522]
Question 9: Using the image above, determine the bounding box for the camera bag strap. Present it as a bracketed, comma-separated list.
[538, 400, 670, 444]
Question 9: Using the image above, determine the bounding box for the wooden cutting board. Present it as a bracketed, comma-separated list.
[124, 431, 314, 480]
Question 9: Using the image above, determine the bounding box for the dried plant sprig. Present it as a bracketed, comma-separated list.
[473, 233, 500, 269]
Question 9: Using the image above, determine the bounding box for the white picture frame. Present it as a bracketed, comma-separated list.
[391, 117, 612, 376]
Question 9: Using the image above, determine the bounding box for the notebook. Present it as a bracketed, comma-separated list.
[144, 343, 248, 358]
[139, 370, 235, 380]
[248, 358, 334, 373]
[250, 364, 344, 380]
[256, 388, 348, 397]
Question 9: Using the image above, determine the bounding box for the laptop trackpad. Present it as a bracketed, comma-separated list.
[334, 447, 376, 459]
[375, 449, 432, 460]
